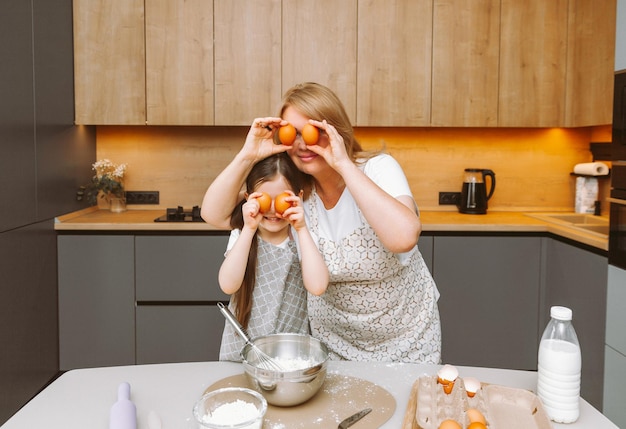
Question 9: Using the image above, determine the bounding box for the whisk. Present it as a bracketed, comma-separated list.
[217, 302, 285, 371]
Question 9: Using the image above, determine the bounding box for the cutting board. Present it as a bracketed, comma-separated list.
[206, 373, 396, 428]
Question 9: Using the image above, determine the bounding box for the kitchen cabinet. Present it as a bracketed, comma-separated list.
[58, 235, 135, 370]
[135, 235, 229, 363]
[604, 265, 626, 428]
[213, 0, 281, 125]
[432, 235, 543, 371]
[564, 0, 616, 127]
[73, 0, 614, 127]
[431, 0, 500, 127]
[418, 235, 434, 273]
[283, 0, 358, 122]
[498, 0, 569, 127]
[73, 0, 145, 125]
[541, 237, 608, 410]
[145, 0, 214, 125]
[58, 233, 229, 369]
[356, 0, 431, 126]
[1, 0, 94, 422]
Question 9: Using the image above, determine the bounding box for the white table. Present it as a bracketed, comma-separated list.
[1, 361, 618, 428]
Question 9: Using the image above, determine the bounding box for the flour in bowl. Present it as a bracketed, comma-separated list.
[200, 399, 261, 429]
[259, 356, 319, 371]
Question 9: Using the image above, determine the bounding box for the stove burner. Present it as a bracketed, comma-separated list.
[154, 206, 205, 222]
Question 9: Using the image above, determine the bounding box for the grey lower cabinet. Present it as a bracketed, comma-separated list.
[431, 235, 543, 371]
[134, 235, 229, 364]
[58, 235, 135, 370]
[58, 233, 229, 370]
[542, 238, 608, 410]
[604, 266, 626, 428]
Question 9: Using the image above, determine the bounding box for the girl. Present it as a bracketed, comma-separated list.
[218, 152, 328, 361]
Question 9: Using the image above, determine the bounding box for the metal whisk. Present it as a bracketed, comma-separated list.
[217, 302, 285, 371]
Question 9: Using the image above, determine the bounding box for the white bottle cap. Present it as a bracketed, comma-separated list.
[551, 306, 573, 321]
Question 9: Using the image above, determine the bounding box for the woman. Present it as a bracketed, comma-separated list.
[202, 82, 441, 363]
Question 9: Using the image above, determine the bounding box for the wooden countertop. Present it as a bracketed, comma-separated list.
[55, 207, 609, 251]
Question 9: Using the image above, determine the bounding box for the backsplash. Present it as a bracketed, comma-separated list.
[96, 125, 612, 213]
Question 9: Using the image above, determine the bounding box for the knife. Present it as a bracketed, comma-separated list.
[338, 407, 372, 429]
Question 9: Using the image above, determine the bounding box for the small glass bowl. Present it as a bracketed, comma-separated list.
[192, 387, 267, 429]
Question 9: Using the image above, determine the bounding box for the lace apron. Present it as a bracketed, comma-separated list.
[307, 189, 442, 363]
[219, 237, 309, 362]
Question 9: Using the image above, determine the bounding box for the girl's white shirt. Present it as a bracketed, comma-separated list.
[225, 225, 306, 258]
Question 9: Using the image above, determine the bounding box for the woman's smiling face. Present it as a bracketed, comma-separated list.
[282, 106, 329, 177]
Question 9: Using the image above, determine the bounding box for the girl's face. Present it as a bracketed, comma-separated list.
[252, 175, 292, 237]
[282, 106, 331, 177]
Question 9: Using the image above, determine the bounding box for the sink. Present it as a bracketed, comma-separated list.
[573, 224, 609, 235]
[537, 214, 608, 225]
[526, 213, 609, 238]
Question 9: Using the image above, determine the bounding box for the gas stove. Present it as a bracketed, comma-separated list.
[154, 206, 205, 222]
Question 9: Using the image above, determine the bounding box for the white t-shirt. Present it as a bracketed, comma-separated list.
[225, 226, 303, 258]
[304, 153, 417, 262]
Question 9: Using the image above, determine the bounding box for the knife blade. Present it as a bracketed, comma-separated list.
[338, 407, 372, 429]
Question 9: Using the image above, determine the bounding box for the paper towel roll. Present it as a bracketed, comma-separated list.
[573, 162, 609, 176]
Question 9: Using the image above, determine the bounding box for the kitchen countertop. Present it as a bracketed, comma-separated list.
[55, 207, 609, 251]
[0, 361, 618, 429]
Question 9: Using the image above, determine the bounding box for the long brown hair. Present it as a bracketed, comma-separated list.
[228, 152, 306, 329]
[278, 82, 383, 162]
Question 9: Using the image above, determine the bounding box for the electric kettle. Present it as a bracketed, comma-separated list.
[458, 168, 496, 214]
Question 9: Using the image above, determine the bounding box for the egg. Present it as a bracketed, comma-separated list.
[301, 123, 320, 145]
[463, 377, 481, 397]
[442, 381, 455, 394]
[467, 422, 488, 429]
[278, 124, 296, 145]
[438, 419, 462, 429]
[437, 364, 459, 384]
[466, 408, 487, 425]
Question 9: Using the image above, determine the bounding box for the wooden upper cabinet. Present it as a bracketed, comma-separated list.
[564, 0, 616, 127]
[213, 0, 281, 125]
[73, 0, 145, 125]
[431, 0, 500, 127]
[357, 0, 432, 127]
[145, 0, 214, 125]
[283, 0, 357, 123]
[499, 0, 568, 127]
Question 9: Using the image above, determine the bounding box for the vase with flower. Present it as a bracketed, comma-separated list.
[79, 159, 128, 212]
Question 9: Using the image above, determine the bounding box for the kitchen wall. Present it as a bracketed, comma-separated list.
[96, 125, 612, 214]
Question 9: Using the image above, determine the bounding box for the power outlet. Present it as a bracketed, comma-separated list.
[439, 191, 461, 205]
[125, 191, 160, 205]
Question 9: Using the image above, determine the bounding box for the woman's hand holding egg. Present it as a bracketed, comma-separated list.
[243, 117, 289, 161]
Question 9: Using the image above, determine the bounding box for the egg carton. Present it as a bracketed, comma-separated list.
[414, 376, 553, 429]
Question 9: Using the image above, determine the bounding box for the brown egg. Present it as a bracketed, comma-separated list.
[302, 123, 320, 145]
[278, 124, 297, 146]
[439, 419, 462, 429]
[467, 422, 488, 429]
[466, 408, 487, 425]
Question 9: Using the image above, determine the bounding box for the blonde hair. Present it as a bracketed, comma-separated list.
[279, 82, 382, 162]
